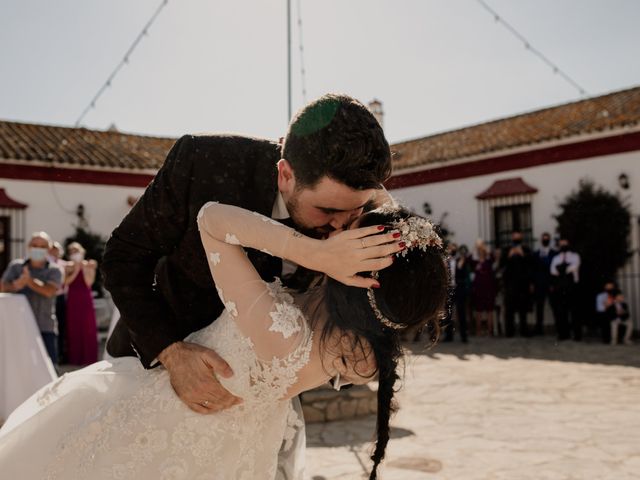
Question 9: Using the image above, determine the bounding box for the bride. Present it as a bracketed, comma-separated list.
[0, 202, 448, 480]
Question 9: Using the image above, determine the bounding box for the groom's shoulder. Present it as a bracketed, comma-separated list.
[185, 132, 279, 156]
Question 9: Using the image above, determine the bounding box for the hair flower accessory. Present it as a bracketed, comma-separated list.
[366, 212, 443, 329]
[392, 216, 442, 257]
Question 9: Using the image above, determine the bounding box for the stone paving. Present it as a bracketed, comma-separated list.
[305, 337, 640, 480]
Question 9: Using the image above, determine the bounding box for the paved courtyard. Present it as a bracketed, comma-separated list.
[306, 337, 640, 480]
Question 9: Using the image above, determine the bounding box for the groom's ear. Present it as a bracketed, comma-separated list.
[277, 159, 296, 193]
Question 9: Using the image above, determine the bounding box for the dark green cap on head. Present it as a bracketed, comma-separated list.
[290, 97, 341, 137]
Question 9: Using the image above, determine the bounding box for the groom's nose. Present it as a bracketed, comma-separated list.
[328, 210, 359, 230]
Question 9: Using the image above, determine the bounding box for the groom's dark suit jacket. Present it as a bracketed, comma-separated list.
[103, 134, 284, 368]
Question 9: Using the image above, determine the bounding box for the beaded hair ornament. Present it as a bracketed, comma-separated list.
[367, 215, 443, 330]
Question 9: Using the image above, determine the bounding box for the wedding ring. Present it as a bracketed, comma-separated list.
[202, 400, 210, 407]
[360, 239, 366, 248]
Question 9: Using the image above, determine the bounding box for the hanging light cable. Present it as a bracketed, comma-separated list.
[74, 0, 169, 127]
[476, 0, 588, 97]
[297, 0, 307, 104]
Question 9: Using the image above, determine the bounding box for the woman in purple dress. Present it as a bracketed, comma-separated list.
[472, 240, 497, 336]
[64, 242, 98, 365]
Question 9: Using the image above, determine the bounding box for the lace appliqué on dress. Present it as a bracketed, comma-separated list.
[225, 233, 240, 245]
[216, 286, 238, 317]
[265, 279, 302, 339]
[208, 252, 221, 265]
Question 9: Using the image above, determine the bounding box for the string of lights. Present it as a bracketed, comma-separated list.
[297, 0, 307, 104]
[476, 0, 588, 97]
[74, 0, 169, 127]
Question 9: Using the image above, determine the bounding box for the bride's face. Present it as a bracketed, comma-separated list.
[332, 333, 377, 386]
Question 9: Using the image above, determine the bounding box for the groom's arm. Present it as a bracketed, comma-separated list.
[102, 135, 195, 368]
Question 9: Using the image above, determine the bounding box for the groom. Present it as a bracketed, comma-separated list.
[102, 93, 393, 477]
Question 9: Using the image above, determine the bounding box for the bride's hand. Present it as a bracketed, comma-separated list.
[310, 225, 404, 288]
[158, 341, 243, 414]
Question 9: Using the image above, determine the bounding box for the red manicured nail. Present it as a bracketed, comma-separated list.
[392, 232, 401, 238]
[377, 225, 385, 231]
[399, 241, 406, 248]
[372, 283, 381, 288]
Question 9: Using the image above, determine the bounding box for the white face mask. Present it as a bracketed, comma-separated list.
[70, 253, 84, 262]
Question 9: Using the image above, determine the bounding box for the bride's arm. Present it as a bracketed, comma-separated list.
[197, 202, 399, 289]
[196, 202, 398, 358]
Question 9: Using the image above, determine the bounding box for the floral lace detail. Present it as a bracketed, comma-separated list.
[283, 404, 304, 451]
[269, 302, 303, 339]
[265, 279, 302, 339]
[43, 295, 312, 479]
[225, 233, 240, 245]
[216, 286, 238, 317]
[208, 252, 221, 266]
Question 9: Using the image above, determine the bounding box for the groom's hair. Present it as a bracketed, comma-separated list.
[282, 93, 392, 190]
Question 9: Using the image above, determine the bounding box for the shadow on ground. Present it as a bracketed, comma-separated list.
[306, 417, 414, 448]
[404, 336, 640, 368]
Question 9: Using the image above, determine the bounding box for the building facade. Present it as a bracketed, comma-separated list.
[387, 86, 640, 330]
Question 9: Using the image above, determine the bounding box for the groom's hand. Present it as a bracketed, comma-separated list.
[158, 341, 243, 414]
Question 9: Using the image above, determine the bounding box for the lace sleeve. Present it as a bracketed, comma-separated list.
[196, 202, 311, 361]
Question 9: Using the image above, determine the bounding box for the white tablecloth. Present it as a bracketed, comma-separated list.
[0, 293, 57, 421]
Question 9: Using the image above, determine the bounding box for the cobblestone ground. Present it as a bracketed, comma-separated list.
[306, 337, 640, 480]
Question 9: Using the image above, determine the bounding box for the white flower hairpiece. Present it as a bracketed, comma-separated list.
[392, 216, 443, 257]
[366, 213, 443, 329]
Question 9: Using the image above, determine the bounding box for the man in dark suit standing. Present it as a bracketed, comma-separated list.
[500, 231, 534, 337]
[532, 232, 557, 335]
[101, 94, 393, 478]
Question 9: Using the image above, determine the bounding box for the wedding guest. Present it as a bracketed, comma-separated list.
[48, 241, 68, 363]
[453, 244, 472, 343]
[532, 232, 557, 336]
[499, 231, 534, 337]
[471, 240, 497, 336]
[596, 282, 633, 345]
[0, 232, 62, 363]
[64, 242, 98, 365]
[550, 238, 581, 341]
[442, 243, 457, 342]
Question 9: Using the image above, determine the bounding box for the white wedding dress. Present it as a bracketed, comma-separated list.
[0, 203, 320, 480]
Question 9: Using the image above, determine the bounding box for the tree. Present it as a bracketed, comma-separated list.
[554, 179, 632, 326]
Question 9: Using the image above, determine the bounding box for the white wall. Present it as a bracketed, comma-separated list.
[0, 178, 145, 251]
[390, 150, 640, 249]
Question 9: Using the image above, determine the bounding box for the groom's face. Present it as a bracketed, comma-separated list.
[278, 160, 376, 238]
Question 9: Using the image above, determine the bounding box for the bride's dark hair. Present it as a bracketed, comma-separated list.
[310, 206, 448, 479]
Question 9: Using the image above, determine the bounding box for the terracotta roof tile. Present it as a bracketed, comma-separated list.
[391, 85, 640, 171]
[0, 121, 175, 171]
[476, 177, 538, 199]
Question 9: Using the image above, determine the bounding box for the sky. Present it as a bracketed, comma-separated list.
[1, 0, 639, 144]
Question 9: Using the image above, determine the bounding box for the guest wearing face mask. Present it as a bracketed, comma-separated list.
[532, 232, 557, 336]
[64, 242, 99, 365]
[1, 232, 63, 363]
[550, 238, 581, 341]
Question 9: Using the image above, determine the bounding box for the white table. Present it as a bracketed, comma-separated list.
[0, 293, 58, 421]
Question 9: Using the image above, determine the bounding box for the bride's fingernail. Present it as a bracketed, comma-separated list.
[377, 225, 385, 231]
[392, 232, 401, 238]
[372, 283, 381, 288]
[399, 241, 406, 248]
